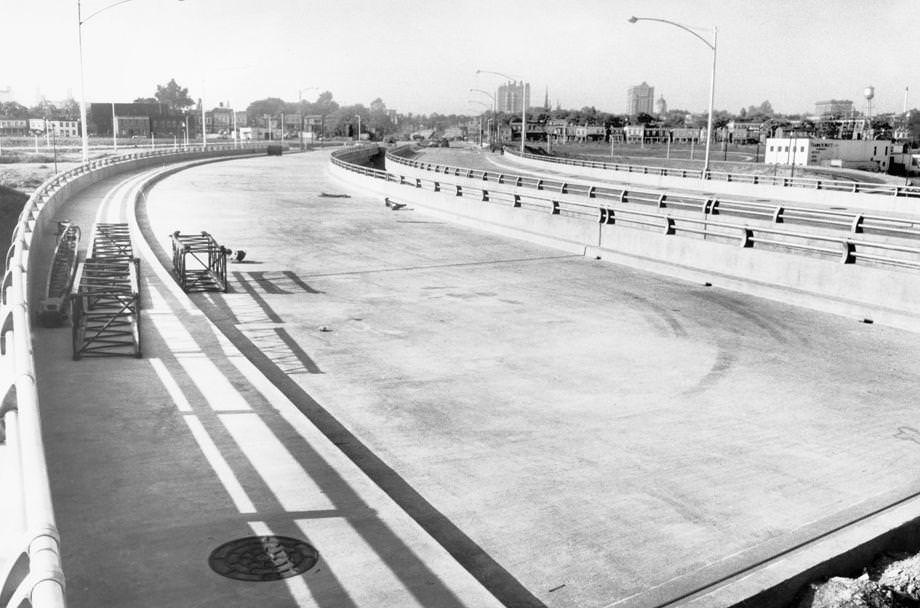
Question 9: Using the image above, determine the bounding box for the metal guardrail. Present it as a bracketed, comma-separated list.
[330, 146, 920, 271]
[502, 147, 920, 199]
[0, 141, 270, 608]
[385, 151, 920, 245]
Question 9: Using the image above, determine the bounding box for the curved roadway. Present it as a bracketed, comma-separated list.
[34, 149, 920, 608]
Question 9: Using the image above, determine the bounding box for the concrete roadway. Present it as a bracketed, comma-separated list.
[35, 149, 920, 607]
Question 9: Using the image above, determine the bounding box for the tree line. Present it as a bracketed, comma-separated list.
[1, 79, 913, 141]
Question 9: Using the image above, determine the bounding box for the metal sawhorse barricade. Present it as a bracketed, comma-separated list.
[37, 221, 82, 327]
[170, 231, 231, 292]
[71, 223, 141, 359]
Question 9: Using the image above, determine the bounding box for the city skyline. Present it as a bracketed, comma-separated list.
[2, 0, 916, 117]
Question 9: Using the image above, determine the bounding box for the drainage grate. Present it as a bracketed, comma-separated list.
[208, 536, 319, 581]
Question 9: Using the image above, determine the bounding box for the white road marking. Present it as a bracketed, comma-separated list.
[182, 414, 257, 514]
[149, 358, 192, 413]
[247, 521, 317, 606]
[220, 412, 335, 512]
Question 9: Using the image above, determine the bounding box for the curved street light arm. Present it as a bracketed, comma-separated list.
[476, 69, 517, 82]
[629, 15, 717, 176]
[81, 0, 141, 24]
[628, 16, 714, 50]
[469, 88, 495, 101]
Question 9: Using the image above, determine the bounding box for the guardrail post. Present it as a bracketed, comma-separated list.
[657, 194, 666, 209]
[513, 194, 521, 208]
[772, 206, 785, 224]
[598, 208, 608, 224]
[482, 190, 490, 202]
[741, 228, 754, 248]
[588, 186, 596, 198]
[434, 182, 440, 192]
[415, 178, 421, 188]
[664, 216, 675, 235]
[851, 215, 864, 233]
[455, 185, 463, 197]
[551, 201, 560, 215]
[842, 241, 855, 263]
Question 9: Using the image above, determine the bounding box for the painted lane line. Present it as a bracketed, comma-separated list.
[149, 358, 193, 413]
[220, 412, 335, 512]
[247, 521, 320, 607]
[183, 415, 257, 514]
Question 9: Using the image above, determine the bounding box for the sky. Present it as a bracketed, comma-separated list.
[2, 0, 916, 117]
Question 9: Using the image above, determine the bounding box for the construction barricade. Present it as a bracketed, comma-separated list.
[170, 231, 231, 292]
[71, 223, 141, 359]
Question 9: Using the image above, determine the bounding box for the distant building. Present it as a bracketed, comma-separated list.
[497, 81, 530, 113]
[546, 118, 573, 143]
[573, 124, 606, 142]
[671, 127, 701, 143]
[47, 119, 79, 137]
[0, 119, 28, 136]
[815, 99, 854, 117]
[765, 137, 893, 171]
[114, 116, 150, 138]
[656, 95, 667, 115]
[624, 124, 667, 144]
[206, 106, 235, 135]
[722, 120, 763, 143]
[627, 82, 655, 115]
[88, 102, 189, 137]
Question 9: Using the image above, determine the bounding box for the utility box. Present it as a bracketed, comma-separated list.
[267, 144, 283, 156]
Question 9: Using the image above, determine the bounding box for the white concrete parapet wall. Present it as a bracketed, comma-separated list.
[0, 143, 271, 608]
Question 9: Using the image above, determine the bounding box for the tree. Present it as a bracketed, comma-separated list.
[871, 116, 893, 140]
[367, 97, 394, 137]
[246, 97, 287, 124]
[0, 101, 29, 118]
[59, 97, 80, 119]
[154, 78, 193, 110]
[134, 97, 157, 104]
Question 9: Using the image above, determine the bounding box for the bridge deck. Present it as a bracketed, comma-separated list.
[31, 150, 920, 608]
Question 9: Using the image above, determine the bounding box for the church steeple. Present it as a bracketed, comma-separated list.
[544, 86, 550, 111]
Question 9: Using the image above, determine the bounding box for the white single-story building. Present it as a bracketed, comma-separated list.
[764, 137, 893, 172]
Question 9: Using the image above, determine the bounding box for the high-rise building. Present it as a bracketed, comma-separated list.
[627, 82, 655, 115]
[497, 81, 531, 113]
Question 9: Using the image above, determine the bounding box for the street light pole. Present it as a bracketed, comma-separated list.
[355, 114, 361, 141]
[470, 88, 496, 146]
[477, 70, 527, 153]
[77, 0, 184, 163]
[468, 100, 490, 147]
[77, 0, 89, 163]
[629, 16, 717, 177]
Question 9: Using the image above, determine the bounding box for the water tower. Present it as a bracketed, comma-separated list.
[864, 85, 875, 121]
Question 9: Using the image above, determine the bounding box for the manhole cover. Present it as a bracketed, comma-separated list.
[208, 536, 319, 581]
